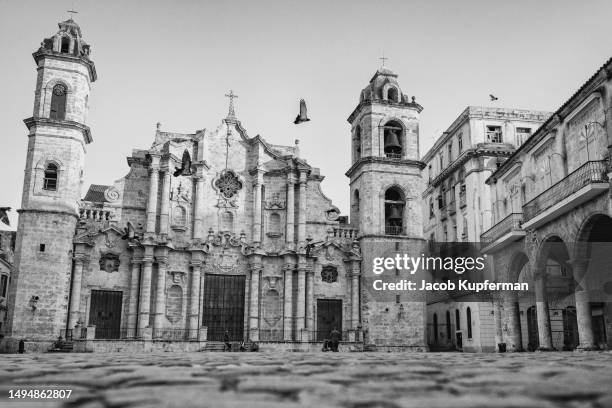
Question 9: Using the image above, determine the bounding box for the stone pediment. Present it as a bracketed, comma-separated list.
[74, 224, 125, 245]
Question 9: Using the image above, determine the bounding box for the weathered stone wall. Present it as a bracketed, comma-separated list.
[5, 211, 76, 341]
[359, 237, 427, 349]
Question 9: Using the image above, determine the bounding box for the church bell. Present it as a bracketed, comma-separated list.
[388, 204, 403, 220]
[384, 131, 402, 152]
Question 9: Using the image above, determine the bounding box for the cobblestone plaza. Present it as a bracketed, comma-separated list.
[2, 351, 612, 407]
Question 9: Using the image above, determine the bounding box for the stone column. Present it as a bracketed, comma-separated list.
[244, 270, 251, 339]
[283, 261, 294, 341]
[138, 254, 154, 332]
[252, 172, 264, 245]
[305, 269, 314, 340]
[297, 171, 308, 246]
[249, 260, 262, 341]
[535, 273, 553, 350]
[570, 258, 596, 350]
[503, 291, 523, 352]
[68, 255, 86, 329]
[153, 256, 168, 336]
[193, 175, 205, 240]
[159, 169, 171, 236]
[493, 300, 503, 351]
[286, 175, 295, 248]
[296, 259, 307, 340]
[351, 260, 361, 330]
[127, 258, 142, 334]
[188, 259, 202, 339]
[146, 154, 161, 233]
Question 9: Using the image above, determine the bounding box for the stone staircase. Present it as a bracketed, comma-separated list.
[48, 341, 74, 353]
[202, 341, 256, 352]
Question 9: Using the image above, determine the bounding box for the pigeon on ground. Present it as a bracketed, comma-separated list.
[294, 99, 310, 124]
[0, 207, 10, 227]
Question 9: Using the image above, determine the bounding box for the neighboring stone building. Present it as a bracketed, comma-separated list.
[422, 107, 550, 352]
[484, 56, 612, 351]
[1, 19, 427, 352]
[0, 230, 15, 334]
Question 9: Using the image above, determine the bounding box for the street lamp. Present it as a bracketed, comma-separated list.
[544, 152, 564, 186]
[506, 183, 521, 213]
[582, 121, 606, 161]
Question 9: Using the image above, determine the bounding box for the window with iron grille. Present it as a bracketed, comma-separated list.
[486, 125, 503, 143]
[516, 127, 531, 146]
[43, 163, 58, 191]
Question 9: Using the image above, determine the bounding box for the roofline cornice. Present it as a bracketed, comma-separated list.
[424, 144, 515, 192]
[347, 99, 423, 123]
[23, 116, 92, 144]
[489, 56, 612, 183]
[33, 49, 97, 82]
[345, 156, 426, 177]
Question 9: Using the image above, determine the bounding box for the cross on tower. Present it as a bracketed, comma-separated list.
[379, 54, 388, 67]
[67, 9, 78, 19]
[225, 89, 239, 119]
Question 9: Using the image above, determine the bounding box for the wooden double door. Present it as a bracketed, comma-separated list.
[316, 299, 342, 341]
[202, 274, 245, 341]
[88, 290, 122, 339]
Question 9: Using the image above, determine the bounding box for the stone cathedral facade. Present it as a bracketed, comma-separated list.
[1, 19, 428, 352]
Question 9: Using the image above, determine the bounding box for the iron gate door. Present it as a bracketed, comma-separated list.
[202, 274, 245, 341]
[316, 299, 342, 341]
[89, 290, 123, 339]
[527, 306, 539, 350]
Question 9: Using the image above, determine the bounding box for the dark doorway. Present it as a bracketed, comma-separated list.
[592, 304, 607, 347]
[316, 299, 342, 341]
[562, 306, 579, 350]
[527, 306, 539, 351]
[89, 290, 123, 339]
[202, 274, 245, 341]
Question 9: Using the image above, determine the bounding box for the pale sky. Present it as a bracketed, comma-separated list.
[1, 0, 612, 229]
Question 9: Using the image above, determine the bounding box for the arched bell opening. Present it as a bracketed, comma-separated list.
[384, 187, 404, 235]
[383, 120, 403, 159]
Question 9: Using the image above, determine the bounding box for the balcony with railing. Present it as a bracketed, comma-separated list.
[522, 160, 609, 229]
[385, 225, 403, 235]
[332, 226, 359, 240]
[481, 213, 525, 253]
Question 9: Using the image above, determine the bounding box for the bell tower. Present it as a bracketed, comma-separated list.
[3, 18, 96, 351]
[346, 67, 428, 350]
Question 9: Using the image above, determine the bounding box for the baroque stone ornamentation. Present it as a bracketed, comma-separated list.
[264, 193, 285, 210]
[53, 83, 67, 96]
[104, 186, 120, 202]
[214, 169, 242, 199]
[168, 270, 186, 285]
[207, 229, 251, 255]
[321, 265, 338, 283]
[99, 252, 120, 273]
[325, 207, 340, 221]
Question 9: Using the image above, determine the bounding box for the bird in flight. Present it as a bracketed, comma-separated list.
[294, 99, 310, 124]
[0, 207, 11, 226]
[489, 94, 499, 101]
[173, 150, 193, 177]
